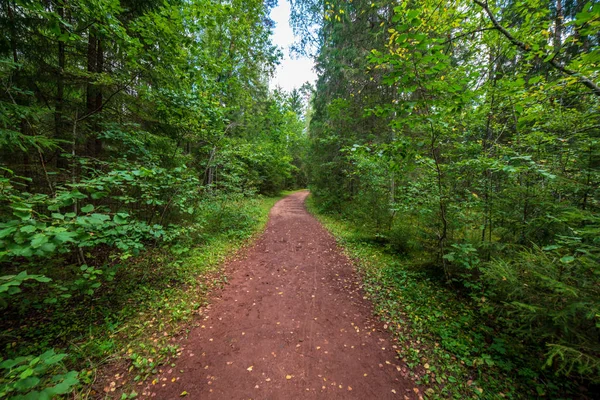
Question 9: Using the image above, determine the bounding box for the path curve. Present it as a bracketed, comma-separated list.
[146, 191, 416, 399]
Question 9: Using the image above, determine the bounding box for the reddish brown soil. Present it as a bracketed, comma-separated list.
[143, 191, 417, 399]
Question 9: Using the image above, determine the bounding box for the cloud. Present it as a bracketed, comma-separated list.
[269, 0, 317, 92]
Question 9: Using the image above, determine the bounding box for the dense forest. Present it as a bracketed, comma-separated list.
[0, 0, 307, 397]
[292, 0, 600, 397]
[1, 0, 599, 398]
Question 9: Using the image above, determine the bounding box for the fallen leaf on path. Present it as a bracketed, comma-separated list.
[286, 375, 292, 380]
[180, 391, 188, 397]
[247, 366, 253, 371]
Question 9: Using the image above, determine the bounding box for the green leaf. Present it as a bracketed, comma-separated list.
[560, 255, 575, 264]
[20, 225, 37, 233]
[0, 226, 17, 238]
[53, 231, 78, 243]
[25, 390, 50, 400]
[19, 367, 34, 379]
[45, 378, 78, 395]
[81, 204, 94, 213]
[89, 213, 110, 224]
[14, 376, 41, 390]
[0, 357, 26, 369]
[43, 353, 67, 365]
[13, 208, 32, 220]
[32, 275, 51, 283]
[31, 234, 49, 248]
[7, 286, 22, 295]
[113, 214, 128, 224]
[91, 191, 108, 200]
[40, 242, 57, 253]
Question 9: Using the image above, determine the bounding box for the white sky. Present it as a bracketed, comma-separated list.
[269, 0, 317, 92]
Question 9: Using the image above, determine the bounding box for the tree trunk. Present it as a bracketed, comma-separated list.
[554, 0, 563, 52]
[85, 30, 103, 157]
[55, 1, 67, 169]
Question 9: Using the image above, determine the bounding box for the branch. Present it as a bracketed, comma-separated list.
[442, 27, 496, 44]
[76, 76, 137, 122]
[473, 0, 600, 97]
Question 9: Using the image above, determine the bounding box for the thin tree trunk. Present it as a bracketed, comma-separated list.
[86, 31, 97, 114]
[430, 125, 448, 279]
[55, 1, 67, 169]
[94, 38, 103, 155]
[85, 30, 103, 156]
[7, 1, 18, 65]
[554, 0, 563, 52]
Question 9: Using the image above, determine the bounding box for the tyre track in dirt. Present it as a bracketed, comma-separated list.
[145, 191, 417, 399]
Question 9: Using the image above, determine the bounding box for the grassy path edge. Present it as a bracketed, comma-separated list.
[85, 193, 290, 398]
[305, 194, 525, 400]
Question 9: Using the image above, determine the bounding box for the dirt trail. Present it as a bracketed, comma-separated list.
[146, 191, 416, 399]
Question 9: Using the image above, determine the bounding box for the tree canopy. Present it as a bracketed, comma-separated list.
[1, 0, 307, 396]
[294, 0, 599, 395]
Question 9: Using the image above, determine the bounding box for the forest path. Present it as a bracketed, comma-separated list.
[146, 191, 416, 399]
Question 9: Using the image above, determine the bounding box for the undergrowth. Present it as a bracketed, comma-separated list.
[1, 193, 284, 399]
[306, 195, 588, 400]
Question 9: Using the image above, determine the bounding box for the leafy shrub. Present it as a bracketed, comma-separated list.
[0, 350, 79, 399]
[482, 240, 600, 381]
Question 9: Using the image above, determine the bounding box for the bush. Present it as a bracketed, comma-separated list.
[0, 350, 79, 399]
[482, 243, 600, 380]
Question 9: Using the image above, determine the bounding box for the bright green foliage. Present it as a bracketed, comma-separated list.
[0, 349, 79, 400]
[0, 0, 306, 397]
[294, 0, 600, 394]
[0, 271, 51, 303]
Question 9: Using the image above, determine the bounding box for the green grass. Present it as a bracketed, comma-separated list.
[305, 195, 581, 400]
[1, 193, 285, 398]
